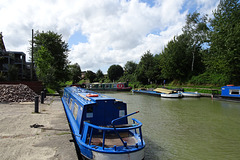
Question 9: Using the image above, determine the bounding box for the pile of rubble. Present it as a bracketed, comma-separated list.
[0, 84, 38, 102]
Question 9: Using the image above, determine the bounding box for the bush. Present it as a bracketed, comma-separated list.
[188, 72, 230, 86]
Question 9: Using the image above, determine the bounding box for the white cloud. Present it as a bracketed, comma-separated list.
[0, 0, 220, 73]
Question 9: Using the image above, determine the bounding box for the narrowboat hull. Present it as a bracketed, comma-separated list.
[91, 148, 145, 160]
[213, 95, 240, 102]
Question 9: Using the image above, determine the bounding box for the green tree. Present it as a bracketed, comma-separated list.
[34, 46, 56, 88]
[107, 64, 124, 82]
[96, 69, 104, 82]
[86, 70, 96, 83]
[68, 63, 81, 84]
[33, 31, 69, 90]
[136, 51, 156, 84]
[182, 12, 209, 73]
[206, 0, 240, 85]
[124, 61, 137, 74]
[153, 54, 164, 83]
[160, 34, 200, 82]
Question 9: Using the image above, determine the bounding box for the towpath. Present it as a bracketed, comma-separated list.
[0, 96, 79, 160]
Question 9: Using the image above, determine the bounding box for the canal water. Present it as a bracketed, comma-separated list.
[103, 92, 240, 160]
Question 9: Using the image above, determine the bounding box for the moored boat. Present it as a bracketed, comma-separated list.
[217, 85, 240, 101]
[82, 82, 132, 91]
[132, 88, 183, 98]
[161, 92, 182, 98]
[181, 92, 201, 97]
[61, 87, 145, 160]
[132, 89, 162, 96]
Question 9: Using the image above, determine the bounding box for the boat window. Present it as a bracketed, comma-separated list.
[119, 110, 125, 117]
[69, 98, 73, 110]
[73, 103, 79, 119]
[66, 93, 69, 103]
[230, 90, 240, 95]
[86, 106, 93, 118]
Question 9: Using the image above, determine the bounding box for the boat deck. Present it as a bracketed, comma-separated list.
[89, 132, 138, 148]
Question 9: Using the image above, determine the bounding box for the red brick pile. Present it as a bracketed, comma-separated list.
[0, 84, 38, 102]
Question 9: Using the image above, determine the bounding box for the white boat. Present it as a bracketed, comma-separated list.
[181, 92, 201, 97]
[161, 92, 182, 98]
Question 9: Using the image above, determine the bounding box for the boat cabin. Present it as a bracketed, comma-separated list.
[221, 85, 240, 98]
[62, 87, 128, 134]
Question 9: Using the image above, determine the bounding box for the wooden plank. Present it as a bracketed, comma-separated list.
[153, 88, 173, 94]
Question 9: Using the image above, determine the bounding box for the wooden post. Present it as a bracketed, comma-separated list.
[41, 91, 44, 104]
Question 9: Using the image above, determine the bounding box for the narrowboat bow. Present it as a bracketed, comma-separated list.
[61, 87, 145, 160]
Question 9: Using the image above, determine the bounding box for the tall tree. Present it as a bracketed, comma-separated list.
[34, 46, 55, 87]
[68, 63, 81, 84]
[124, 61, 137, 74]
[85, 70, 96, 83]
[33, 31, 69, 90]
[96, 69, 104, 81]
[182, 12, 209, 72]
[206, 0, 240, 84]
[107, 65, 124, 82]
[136, 51, 156, 84]
[160, 33, 203, 82]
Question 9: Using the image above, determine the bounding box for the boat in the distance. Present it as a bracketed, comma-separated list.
[131, 89, 162, 96]
[132, 88, 182, 98]
[132, 88, 202, 98]
[161, 92, 182, 98]
[214, 85, 240, 101]
[61, 86, 145, 160]
[81, 82, 132, 91]
[181, 92, 201, 97]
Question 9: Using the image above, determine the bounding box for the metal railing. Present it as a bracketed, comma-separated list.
[81, 114, 143, 150]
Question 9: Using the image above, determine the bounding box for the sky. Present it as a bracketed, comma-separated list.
[0, 0, 220, 73]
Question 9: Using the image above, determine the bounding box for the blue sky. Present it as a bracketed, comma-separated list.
[0, 0, 220, 73]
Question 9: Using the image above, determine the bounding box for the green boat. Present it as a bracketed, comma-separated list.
[82, 82, 132, 91]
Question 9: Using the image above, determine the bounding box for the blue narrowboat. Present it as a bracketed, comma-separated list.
[221, 85, 240, 99]
[61, 86, 145, 160]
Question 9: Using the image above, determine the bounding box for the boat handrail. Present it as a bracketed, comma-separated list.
[83, 118, 142, 131]
[111, 111, 139, 147]
[82, 118, 143, 150]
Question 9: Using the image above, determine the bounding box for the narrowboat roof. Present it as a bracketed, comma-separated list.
[65, 86, 119, 104]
